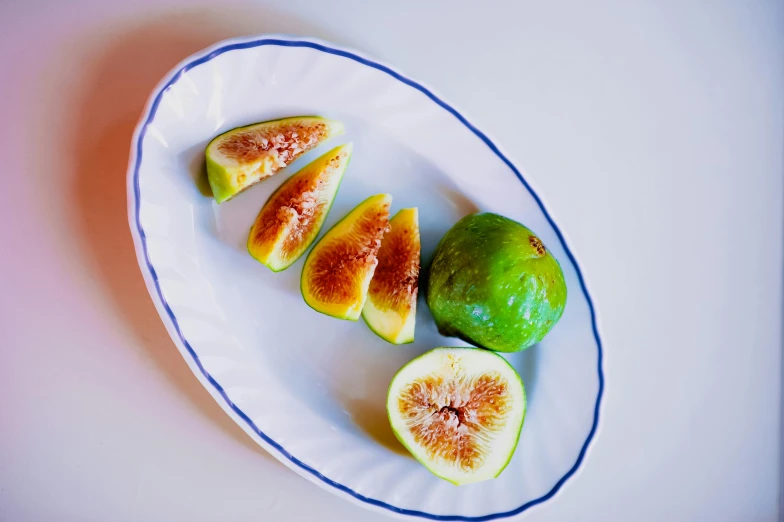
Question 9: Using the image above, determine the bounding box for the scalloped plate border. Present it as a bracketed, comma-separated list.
[126, 35, 605, 521]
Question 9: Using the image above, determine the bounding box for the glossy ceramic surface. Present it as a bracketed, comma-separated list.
[127, 35, 603, 520]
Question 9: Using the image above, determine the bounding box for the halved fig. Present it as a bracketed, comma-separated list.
[206, 116, 345, 203]
[247, 143, 352, 272]
[362, 208, 421, 344]
[387, 347, 526, 485]
[301, 194, 392, 320]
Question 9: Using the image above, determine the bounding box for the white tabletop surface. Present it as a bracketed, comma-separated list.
[1, 1, 782, 521]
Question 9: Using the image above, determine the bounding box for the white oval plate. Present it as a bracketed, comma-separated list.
[127, 35, 604, 520]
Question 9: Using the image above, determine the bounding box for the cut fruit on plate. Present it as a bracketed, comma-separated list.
[247, 143, 352, 272]
[301, 193, 392, 320]
[206, 116, 345, 203]
[363, 208, 421, 344]
[387, 347, 526, 486]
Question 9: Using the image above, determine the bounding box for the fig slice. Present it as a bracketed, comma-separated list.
[362, 208, 421, 344]
[387, 347, 526, 485]
[206, 116, 345, 203]
[247, 143, 352, 272]
[301, 194, 392, 320]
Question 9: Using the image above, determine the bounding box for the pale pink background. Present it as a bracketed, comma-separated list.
[0, 1, 782, 521]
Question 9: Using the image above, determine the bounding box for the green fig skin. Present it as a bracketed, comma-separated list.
[426, 212, 566, 352]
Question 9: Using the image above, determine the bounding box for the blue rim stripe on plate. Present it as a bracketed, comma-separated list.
[132, 38, 604, 521]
